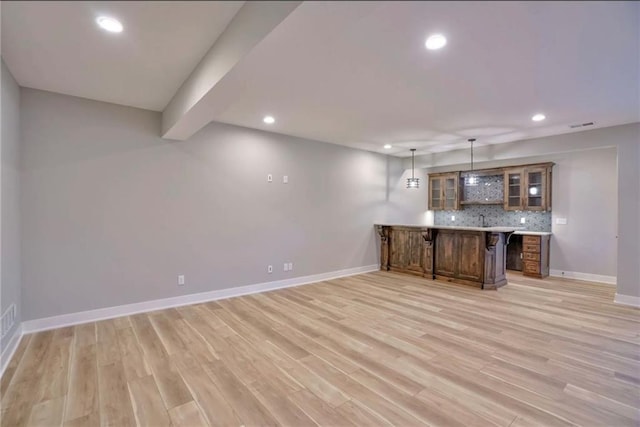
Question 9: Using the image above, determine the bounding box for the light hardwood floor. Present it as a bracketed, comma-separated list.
[1, 271, 639, 426]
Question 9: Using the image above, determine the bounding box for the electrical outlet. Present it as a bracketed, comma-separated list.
[267, 174, 273, 182]
[284, 263, 289, 272]
[283, 175, 289, 184]
[556, 218, 567, 225]
[288, 262, 293, 271]
[520, 217, 526, 224]
[267, 265, 273, 273]
[177, 275, 185, 286]
[451, 215, 455, 221]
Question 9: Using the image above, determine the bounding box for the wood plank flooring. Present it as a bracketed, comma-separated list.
[1, 271, 639, 426]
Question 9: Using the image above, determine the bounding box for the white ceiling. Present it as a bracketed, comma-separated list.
[2, 1, 639, 156]
[1, 1, 244, 111]
[205, 1, 640, 156]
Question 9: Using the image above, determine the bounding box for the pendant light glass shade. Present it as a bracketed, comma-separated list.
[465, 175, 479, 186]
[407, 148, 419, 189]
[464, 138, 479, 186]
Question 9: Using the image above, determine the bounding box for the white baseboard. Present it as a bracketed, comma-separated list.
[22, 264, 379, 334]
[549, 270, 616, 285]
[614, 293, 640, 308]
[1, 324, 23, 378]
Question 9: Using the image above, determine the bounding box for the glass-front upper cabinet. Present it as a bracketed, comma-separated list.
[443, 176, 458, 210]
[428, 172, 460, 211]
[503, 165, 551, 211]
[525, 168, 547, 211]
[504, 169, 524, 211]
[429, 177, 442, 210]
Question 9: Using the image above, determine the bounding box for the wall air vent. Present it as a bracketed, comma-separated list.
[1, 304, 17, 339]
[569, 122, 594, 129]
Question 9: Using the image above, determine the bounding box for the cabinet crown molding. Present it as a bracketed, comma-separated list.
[428, 161, 555, 177]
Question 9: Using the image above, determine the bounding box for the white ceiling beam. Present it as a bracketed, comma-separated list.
[161, 1, 301, 140]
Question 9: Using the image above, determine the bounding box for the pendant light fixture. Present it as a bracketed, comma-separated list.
[464, 138, 479, 186]
[407, 148, 419, 189]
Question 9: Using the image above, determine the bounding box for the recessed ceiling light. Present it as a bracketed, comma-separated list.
[425, 34, 447, 50]
[263, 116, 275, 124]
[96, 16, 123, 33]
[532, 113, 546, 122]
[384, 144, 392, 149]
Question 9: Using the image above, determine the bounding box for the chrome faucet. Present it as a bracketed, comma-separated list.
[479, 214, 486, 227]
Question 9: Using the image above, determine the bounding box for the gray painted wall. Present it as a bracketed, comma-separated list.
[13, 86, 640, 323]
[409, 123, 639, 297]
[20, 88, 394, 321]
[385, 160, 430, 226]
[1, 59, 22, 347]
[549, 147, 618, 279]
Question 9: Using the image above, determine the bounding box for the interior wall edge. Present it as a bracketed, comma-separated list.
[1, 57, 23, 353]
[613, 293, 640, 308]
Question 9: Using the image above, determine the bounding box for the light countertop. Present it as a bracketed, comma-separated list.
[375, 224, 519, 233]
[513, 230, 552, 236]
[375, 224, 552, 235]
[430, 225, 519, 233]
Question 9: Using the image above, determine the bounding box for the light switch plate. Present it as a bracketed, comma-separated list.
[451, 215, 455, 221]
[520, 217, 526, 224]
[267, 174, 273, 182]
[556, 217, 568, 225]
[283, 175, 288, 184]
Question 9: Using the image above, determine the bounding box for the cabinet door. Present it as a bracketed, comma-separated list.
[429, 177, 443, 210]
[457, 232, 484, 282]
[443, 175, 459, 210]
[524, 167, 547, 211]
[523, 260, 540, 275]
[389, 230, 406, 269]
[406, 230, 424, 273]
[434, 230, 457, 277]
[504, 169, 524, 211]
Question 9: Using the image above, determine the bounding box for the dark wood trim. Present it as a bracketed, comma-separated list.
[375, 225, 390, 271]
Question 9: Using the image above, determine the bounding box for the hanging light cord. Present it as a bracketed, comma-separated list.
[407, 148, 419, 188]
[469, 138, 476, 172]
[411, 149, 416, 179]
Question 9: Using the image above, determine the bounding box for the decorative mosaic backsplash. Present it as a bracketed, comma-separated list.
[434, 175, 551, 232]
[462, 175, 503, 202]
[434, 205, 552, 231]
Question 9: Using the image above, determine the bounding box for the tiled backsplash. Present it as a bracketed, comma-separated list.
[434, 205, 552, 231]
[462, 175, 503, 202]
[434, 175, 552, 232]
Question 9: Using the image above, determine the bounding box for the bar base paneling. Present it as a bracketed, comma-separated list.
[377, 224, 513, 289]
